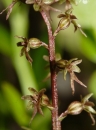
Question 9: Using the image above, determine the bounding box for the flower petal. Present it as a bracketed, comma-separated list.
[71, 65, 81, 73]
[63, 69, 67, 80]
[81, 93, 93, 104]
[89, 113, 96, 125]
[71, 72, 87, 88]
[84, 105, 96, 114]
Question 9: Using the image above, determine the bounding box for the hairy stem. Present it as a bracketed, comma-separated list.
[41, 10, 61, 130]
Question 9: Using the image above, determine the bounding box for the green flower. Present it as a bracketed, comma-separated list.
[55, 58, 87, 94]
[43, 55, 86, 94]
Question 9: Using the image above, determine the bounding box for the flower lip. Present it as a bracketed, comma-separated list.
[17, 42, 27, 46]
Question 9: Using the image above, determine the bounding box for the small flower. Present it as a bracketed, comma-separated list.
[43, 55, 86, 94]
[16, 36, 48, 64]
[58, 93, 96, 125]
[53, 9, 87, 37]
[55, 58, 87, 94]
[21, 87, 53, 124]
[81, 93, 96, 125]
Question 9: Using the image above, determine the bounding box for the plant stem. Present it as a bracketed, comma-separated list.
[41, 10, 61, 130]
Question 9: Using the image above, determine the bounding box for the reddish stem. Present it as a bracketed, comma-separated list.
[41, 11, 61, 130]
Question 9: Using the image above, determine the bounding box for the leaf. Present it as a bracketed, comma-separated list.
[80, 36, 96, 63]
[89, 71, 96, 98]
[2, 82, 29, 125]
[0, 25, 11, 56]
[73, 1, 96, 27]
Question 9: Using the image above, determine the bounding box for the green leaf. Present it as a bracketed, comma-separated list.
[0, 25, 11, 56]
[2, 82, 29, 125]
[80, 37, 96, 63]
[73, 1, 96, 27]
[88, 71, 96, 98]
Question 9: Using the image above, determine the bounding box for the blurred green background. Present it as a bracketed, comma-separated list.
[0, 0, 96, 130]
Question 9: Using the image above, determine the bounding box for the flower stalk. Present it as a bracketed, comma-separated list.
[41, 10, 61, 130]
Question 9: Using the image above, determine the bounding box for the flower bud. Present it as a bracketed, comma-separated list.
[68, 101, 83, 115]
[28, 38, 42, 49]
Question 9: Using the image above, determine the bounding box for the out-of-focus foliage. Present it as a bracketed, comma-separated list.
[89, 71, 96, 98]
[0, 0, 50, 130]
[2, 82, 29, 125]
[80, 29, 96, 63]
[0, 0, 96, 130]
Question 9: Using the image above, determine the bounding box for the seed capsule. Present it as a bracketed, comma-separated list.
[28, 38, 42, 49]
[53, 17, 70, 36]
[68, 101, 83, 115]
